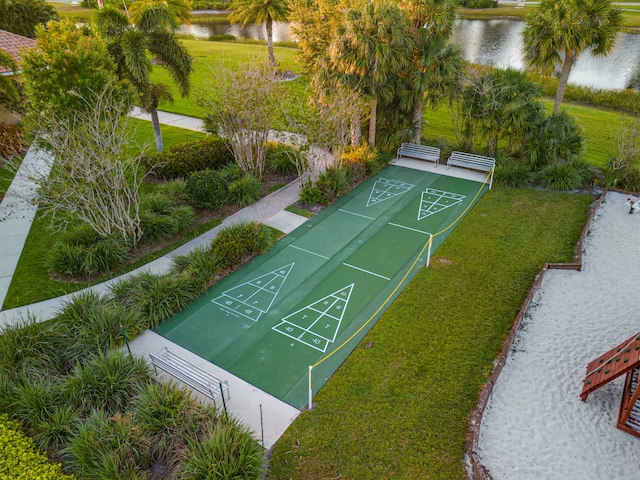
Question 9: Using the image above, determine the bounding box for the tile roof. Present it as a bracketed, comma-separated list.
[0, 29, 36, 75]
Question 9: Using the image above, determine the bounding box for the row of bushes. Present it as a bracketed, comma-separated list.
[0, 221, 275, 479]
[144, 137, 301, 181]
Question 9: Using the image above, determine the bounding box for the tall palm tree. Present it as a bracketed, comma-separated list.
[94, 3, 192, 152]
[229, 0, 289, 67]
[398, 0, 462, 144]
[522, 0, 622, 115]
[323, 0, 414, 146]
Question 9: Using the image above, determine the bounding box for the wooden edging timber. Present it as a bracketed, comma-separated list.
[464, 189, 608, 480]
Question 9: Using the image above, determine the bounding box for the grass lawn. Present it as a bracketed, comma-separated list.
[268, 187, 592, 479]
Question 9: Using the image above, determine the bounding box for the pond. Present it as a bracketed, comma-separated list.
[180, 18, 640, 90]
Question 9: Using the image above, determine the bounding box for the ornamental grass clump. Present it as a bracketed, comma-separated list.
[210, 222, 274, 269]
[229, 174, 262, 207]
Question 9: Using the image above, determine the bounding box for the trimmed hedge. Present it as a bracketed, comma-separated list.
[0, 414, 75, 480]
[144, 137, 234, 180]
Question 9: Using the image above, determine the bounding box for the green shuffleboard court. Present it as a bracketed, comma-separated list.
[155, 165, 490, 408]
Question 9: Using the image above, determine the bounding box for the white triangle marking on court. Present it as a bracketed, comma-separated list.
[366, 178, 415, 207]
[272, 284, 354, 352]
[418, 188, 466, 221]
[212, 263, 295, 322]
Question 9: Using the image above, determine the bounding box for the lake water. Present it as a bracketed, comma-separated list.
[181, 18, 640, 91]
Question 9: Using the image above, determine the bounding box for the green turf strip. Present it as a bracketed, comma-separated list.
[155, 166, 489, 407]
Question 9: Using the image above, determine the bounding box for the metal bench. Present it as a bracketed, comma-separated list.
[396, 143, 441, 165]
[149, 347, 229, 405]
[446, 151, 496, 189]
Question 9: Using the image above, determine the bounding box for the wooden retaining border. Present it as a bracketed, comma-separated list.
[464, 189, 608, 479]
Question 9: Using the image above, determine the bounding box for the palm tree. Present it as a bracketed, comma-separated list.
[128, 0, 193, 25]
[323, 0, 414, 146]
[94, 4, 192, 152]
[398, 0, 463, 144]
[522, 0, 622, 115]
[229, 0, 289, 67]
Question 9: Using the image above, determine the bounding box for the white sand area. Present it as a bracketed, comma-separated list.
[477, 191, 640, 479]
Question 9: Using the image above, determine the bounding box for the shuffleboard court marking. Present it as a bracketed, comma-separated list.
[337, 209, 375, 220]
[272, 284, 354, 352]
[418, 188, 466, 220]
[212, 263, 294, 322]
[288, 245, 330, 260]
[342, 262, 390, 281]
[366, 178, 415, 207]
[388, 222, 432, 236]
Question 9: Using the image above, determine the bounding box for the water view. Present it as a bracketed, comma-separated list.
[180, 18, 640, 91]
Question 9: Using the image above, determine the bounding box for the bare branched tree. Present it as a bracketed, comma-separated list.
[197, 61, 277, 180]
[35, 85, 147, 246]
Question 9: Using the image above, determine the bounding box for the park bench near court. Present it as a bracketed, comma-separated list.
[446, 151, 496, 189]
[396, 143, 441, 165]
[149, 347, 229, 406]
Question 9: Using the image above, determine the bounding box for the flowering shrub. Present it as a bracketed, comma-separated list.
[0, 414, 75, 479]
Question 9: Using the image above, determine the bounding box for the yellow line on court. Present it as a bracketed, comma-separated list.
[312, 170, 492, 369]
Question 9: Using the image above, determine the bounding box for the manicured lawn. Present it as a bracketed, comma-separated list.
[268, 187, 592, 479]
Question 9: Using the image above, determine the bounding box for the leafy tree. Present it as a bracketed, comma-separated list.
[0, 50, 22, 117]
[94, 4, 192, 152]
[320, 0, 414, 146]
[197, 61, 277, 179]
[523, 0, 622, 114]
[21, 20, 123, 124]
[229, 0, 289, 67]
[288, 0, 343, 69]
[0, 0, 57, 38]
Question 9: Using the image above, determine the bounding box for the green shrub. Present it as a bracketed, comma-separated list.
[47, 225, 128, 277]
[110, 272, 201, 326]
[314, 166, 349, 204]
[230, 175, 262, 207]
[340, 144, 379, 184]
[65, 351, 152, 416]
[536, 162, 584, 190]
[156, 178, 189, 204]
[170, 246, 222, 288]
[55, 291, 147, 363]
[0, 414, 75, 480]
[299, 178, 326, 205]
[266, 142, 303, 176]
[0, 317, 69, 378]
[494, 162, 534, 188]
[65, 409, 148, 479]
[185, 169, 230, 209]
[144, 138, 234, 180]
[220, 163, 244, 183]
[140, 194, 196, 243]
[180, 421, 266, 480]
[210, 222, 274, 269]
